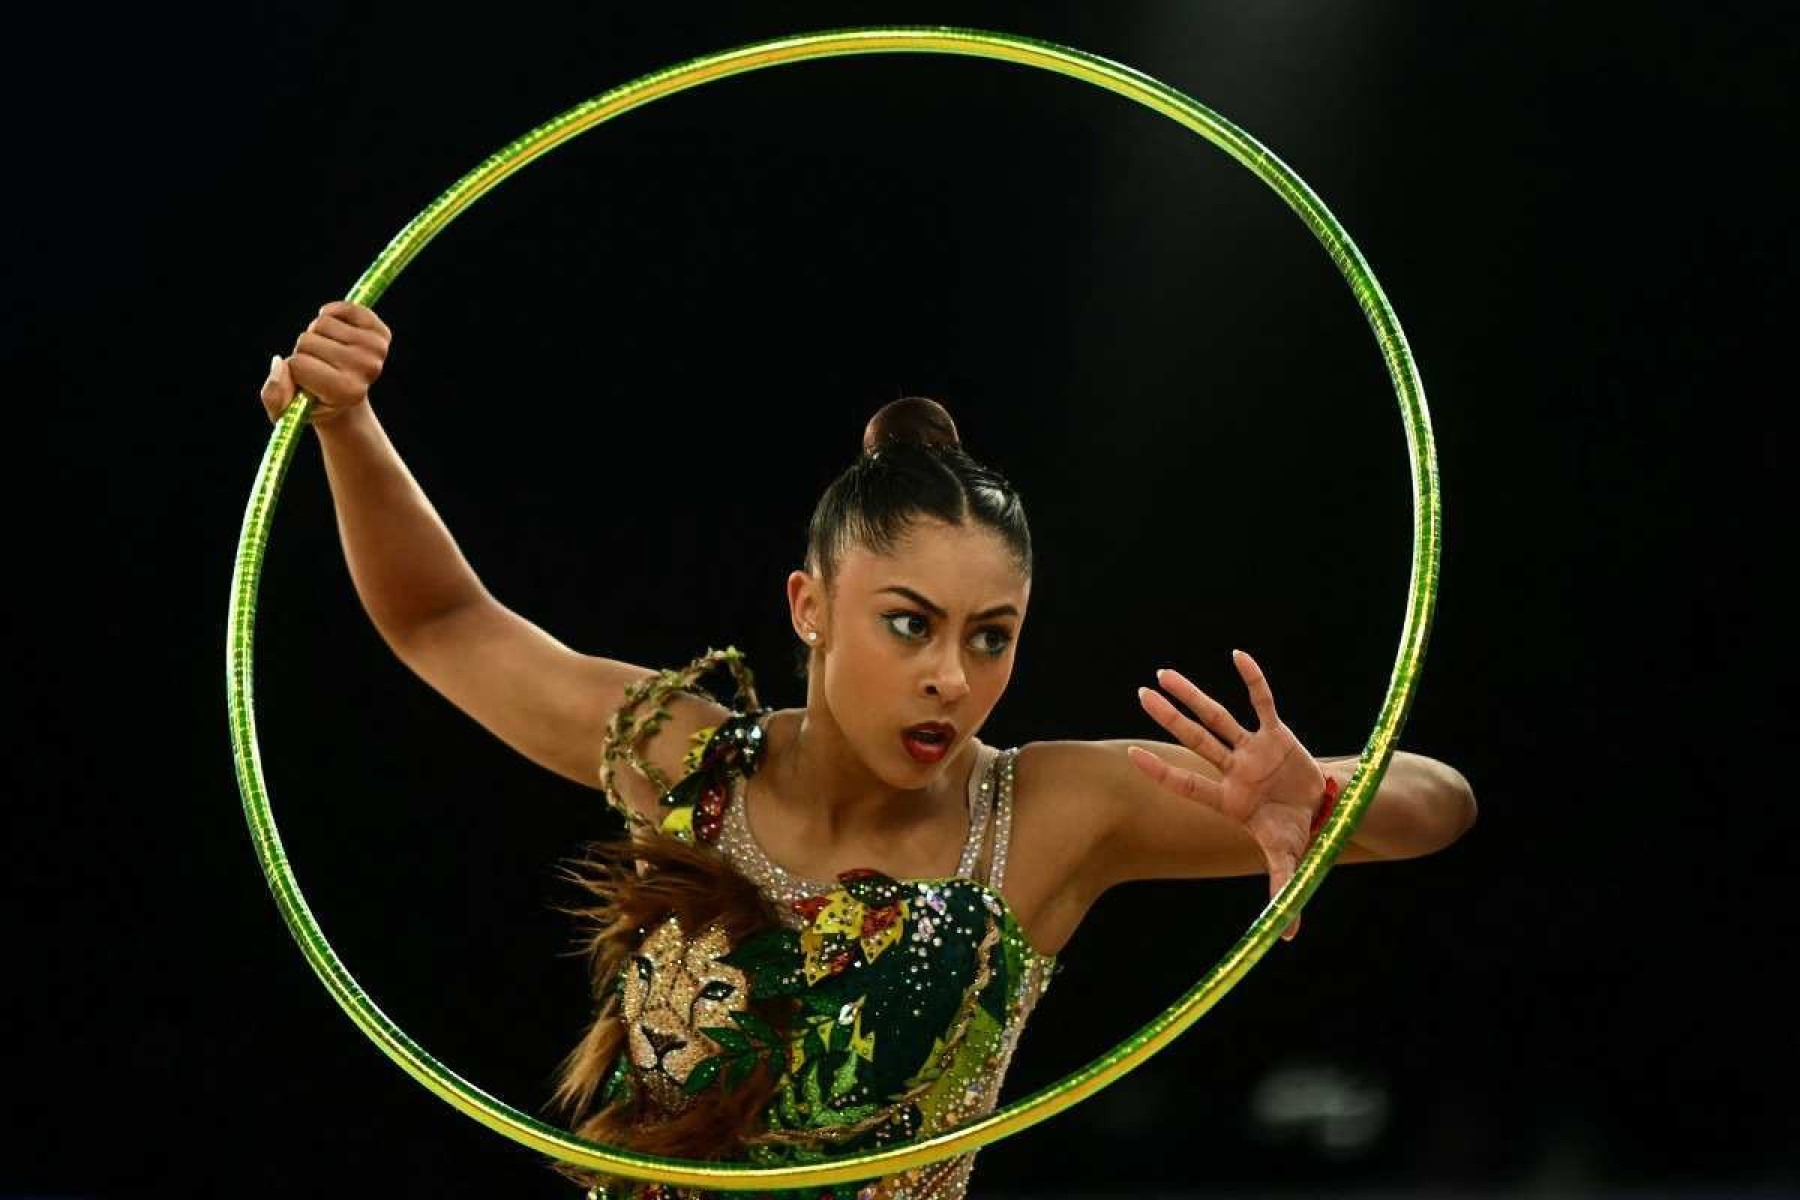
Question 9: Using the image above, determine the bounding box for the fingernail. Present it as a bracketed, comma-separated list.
[268, 354, 280, 374]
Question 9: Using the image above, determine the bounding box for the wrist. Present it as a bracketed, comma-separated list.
[1308, 770, 1342, 838]
[310, 397, 374, 439]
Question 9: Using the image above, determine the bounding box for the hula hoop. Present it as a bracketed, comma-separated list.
[228, 25, 1439, 1191]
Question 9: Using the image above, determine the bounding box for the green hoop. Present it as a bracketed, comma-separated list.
[227, 25, 1439, 1191]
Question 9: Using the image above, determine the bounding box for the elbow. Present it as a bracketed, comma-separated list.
[1341, 757, 1476, 862]
[1434, 770, 1477, 851]
[1402, 761, 1475, 857]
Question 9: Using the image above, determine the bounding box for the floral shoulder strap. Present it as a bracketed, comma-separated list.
[597, 645, 768, 846]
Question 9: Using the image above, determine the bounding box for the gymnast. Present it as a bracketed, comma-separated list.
[259, 299, 1475, 1198]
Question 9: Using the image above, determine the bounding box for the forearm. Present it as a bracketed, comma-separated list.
[1319, 751, 1476, 860]
[313, 402, 488, 642]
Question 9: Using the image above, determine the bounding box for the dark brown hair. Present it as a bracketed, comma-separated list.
[798, 396, 1032, 679]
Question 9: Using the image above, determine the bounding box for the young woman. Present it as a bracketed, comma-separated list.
[261, 301, 1476, 1199]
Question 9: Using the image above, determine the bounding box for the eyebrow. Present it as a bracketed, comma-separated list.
[878, 586, 1020, 622]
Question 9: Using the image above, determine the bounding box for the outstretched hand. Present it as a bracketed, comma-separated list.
[1127, 649, 1328, 941]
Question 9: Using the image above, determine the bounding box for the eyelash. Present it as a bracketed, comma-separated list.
[882, 611, 1013, 657]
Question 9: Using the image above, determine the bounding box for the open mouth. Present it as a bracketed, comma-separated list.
[901, 722, 955, 762]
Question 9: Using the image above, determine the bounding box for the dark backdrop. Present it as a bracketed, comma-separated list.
[5, 3, 1793, 1197]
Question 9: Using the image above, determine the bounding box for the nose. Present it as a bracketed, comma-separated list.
[923, 646, 971, 704]
[643, 1026, 687, 1061]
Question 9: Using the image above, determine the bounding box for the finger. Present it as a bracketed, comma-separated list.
[260, 354, 295, 419]
[1233, 649, 1280, 730]
[288, 350, 360, 403]
[311, 312, 390, 354]
[1137, 685, 1230, 766]
[318, 300, 389, 339]
[293, 330, 384, 382]
[1125, 745, 1225, 810]
[1155, 667, 1252, 749]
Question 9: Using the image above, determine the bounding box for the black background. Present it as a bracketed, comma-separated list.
[5, 3, 1794, 1197]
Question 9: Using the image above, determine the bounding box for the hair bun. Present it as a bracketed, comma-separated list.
[862, 396, 961, 456]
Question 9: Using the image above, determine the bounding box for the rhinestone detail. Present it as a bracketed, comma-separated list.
[715, 715, 996, 923]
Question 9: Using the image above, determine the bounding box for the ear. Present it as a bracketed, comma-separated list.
[786, 570, 825, 643]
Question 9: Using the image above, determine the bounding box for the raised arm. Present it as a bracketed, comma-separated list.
[1017, 649, 1475, 944]
[1043, 737, 1474, 889]
[260, 302, 726, 818]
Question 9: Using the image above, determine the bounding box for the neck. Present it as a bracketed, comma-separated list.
[764, 684, 970, 845]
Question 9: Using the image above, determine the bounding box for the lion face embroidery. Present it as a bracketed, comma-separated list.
[621, 916, 749, 1111]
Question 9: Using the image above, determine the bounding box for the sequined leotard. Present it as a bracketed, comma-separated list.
[583, 646, 1059, 1199]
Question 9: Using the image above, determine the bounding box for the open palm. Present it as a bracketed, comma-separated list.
[1128, 649, 1328, 940]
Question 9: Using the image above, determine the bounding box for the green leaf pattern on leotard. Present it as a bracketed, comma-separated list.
[592, 650, 1060, 1200]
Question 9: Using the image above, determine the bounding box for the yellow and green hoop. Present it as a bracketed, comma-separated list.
[227, 25, 1439, 1191]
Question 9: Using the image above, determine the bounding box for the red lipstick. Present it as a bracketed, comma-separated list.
[900, 721, 955, 764]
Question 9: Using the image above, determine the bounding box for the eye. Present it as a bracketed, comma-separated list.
[972, 628, 1013, 657]
[698, 979, 737, 1002]
[882, 611, 930, 641]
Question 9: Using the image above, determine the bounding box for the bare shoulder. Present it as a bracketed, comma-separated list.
[1008, 738, 1159, 872]
[999, 736, 1268, 954]
[600, 677, 734, 828]
[991, 740, 1127, 957]
[1011, 738, 1174, 830]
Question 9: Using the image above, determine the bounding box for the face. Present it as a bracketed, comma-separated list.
[792, 519, 1030, 788]
[620, 916, 749, 1112]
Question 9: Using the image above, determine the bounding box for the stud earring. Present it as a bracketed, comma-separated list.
[806, 630, 819, 642]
